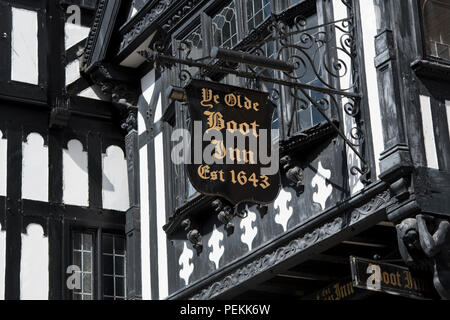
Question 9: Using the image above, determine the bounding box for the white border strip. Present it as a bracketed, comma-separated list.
[446, 100, 450, 141]
[420, 95, 439, 170]
[359, 0, 383, 177]
[155, 132, 169, 299]
[140, 144, 151, 300]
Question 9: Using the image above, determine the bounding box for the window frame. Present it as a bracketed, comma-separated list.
[65, 224, 127, 300]
[71, 229, 96, 300]
[0, 0, 48, 103]
[418, 0, 450, 65]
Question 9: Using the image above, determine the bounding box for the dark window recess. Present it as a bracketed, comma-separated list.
[421, 0, 450, 60]
[291, 13, 326, 133]
[249, 40, 280, 140]
[247, 0, 271, 31]
[71, 231, 126, 300]
[102, 234, 126, 300]
[212, 1, 238, 49]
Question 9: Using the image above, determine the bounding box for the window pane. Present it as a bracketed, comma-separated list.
[182, 25, 203, 60]
[73, 251, 81, 267]
[82, 234, 93, 251]
[103, 275, 114, 296]
[291, 13, 327, 131]
[11, 7, 39, 84]
[73, 233, 81, 250]
[103, 255, 114, 275]
[102, 234, 126, 300]
[83, 274, 92, 294]
[72, 231, 94, 300]
[212, 1, 238, 48]
[115, 237, 125, 255]
[115, 256, 125, 276]
[422, 0, 450, 60]
[247, 0, 271, 31]
[83, 252, 92, 272]
[102, 234, 114, 254]
[115, 278, 125, 297]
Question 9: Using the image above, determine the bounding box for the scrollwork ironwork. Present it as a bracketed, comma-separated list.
[138, 0, 372, 184]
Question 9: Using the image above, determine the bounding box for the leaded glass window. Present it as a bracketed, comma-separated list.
[72, 232, 94, 300]
[212, 1, 238, 49]
[421, 0, 450, 60]
[253, 41, 280, 140]
[71, 231, 126, 300]
[102, 234, 126, 300]
[291, 14, 326, 131]
[247, 0, 271, 31]
[182, 25, 203, 60]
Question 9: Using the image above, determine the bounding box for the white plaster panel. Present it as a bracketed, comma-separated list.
[140, 144, 151, 300]
[130, 6, 139, 18]
[102, 146, 130, 211]
[274, 189, 293, 232]
[120, 34, 155, 68]
[240, 207, 257, 251]
[22, 133, 48, 202]
[78, 87, 102, 100]
[359, 0, 383, 177]
[141, 70, 163, 123]
[65, 59, 81, 86]
[0, 131, 6, 197]
[20, 224, 49, 300]
[155, 133, 168, 299]
[141, 70, 156, 105]
[0, 223, 5, 300]
[312, 161, 332, 211]
[65, 23, 90, 50]
[446, 100, 450, 142]
[63, 140, 88, 206]
[11, 8, 38, 85]
[420, 95, 439, 170]
[208, 225, 224, 270]
[333, 0, 364, 195]
[179, 242, 194, 286]
[138, 111, 147, 136]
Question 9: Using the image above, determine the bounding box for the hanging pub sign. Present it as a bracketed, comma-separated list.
[184, 79, 280, 205]
[350, 256, 434, 299]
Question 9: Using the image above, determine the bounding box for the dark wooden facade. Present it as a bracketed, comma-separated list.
[0, 0, 449, 300]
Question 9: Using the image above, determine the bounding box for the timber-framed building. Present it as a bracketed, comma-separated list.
[0, 0, 449, 300]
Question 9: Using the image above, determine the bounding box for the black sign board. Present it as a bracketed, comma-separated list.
[184, 80, 280, 205]
[306, 277, 361, 300]
[350, 256, 433, 299]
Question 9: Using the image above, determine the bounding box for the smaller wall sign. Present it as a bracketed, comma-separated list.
[350, 256, 434, 299]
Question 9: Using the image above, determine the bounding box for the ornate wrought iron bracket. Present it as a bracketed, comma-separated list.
[139, 1, 371, 185]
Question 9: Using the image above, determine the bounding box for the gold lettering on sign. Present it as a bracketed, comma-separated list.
[198, 165, 211, 180]
[224, 93, 260, 112]
[204, 111, 225, 131]
[225, 93, 237, 107]
[197, 165, 225, 182]
[211, 140, 226, 160]
[228, 148, 256, 164]
[201, 89, 220, 109]
[193, 85, 274, 191]
[203, 112, 260, 138]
